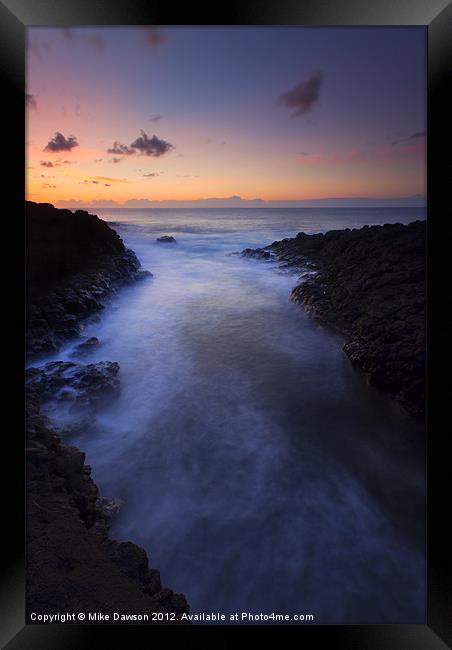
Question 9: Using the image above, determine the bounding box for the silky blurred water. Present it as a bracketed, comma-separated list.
[38, 208, 425, 623]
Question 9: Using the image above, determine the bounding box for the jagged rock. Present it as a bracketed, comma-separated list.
[26, 390, 190, 620]
[242, 221, 426, 416]
[73, 336, 101, 355]
[96, 496, 123, 525]
[26, 360, 120, 409]
[241, 248, 271, 260]
[26, 202, 152, 358]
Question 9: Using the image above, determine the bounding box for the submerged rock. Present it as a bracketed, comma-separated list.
[72, 336, 101, 356]
[156, 235, 176, 243]
[26, 360, 120, 409]
[241, 248, 271, 260]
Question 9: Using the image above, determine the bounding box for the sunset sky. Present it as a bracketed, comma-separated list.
[26, 27, 426, 208]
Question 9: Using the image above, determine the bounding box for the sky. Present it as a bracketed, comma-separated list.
[26, 27, 426, 208]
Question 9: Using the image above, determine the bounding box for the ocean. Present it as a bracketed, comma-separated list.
[38, 207, 426, 623]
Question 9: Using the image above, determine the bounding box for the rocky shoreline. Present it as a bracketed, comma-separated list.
[242, 220, 426, 417]
[26, 201, 151, 358]
[26, 202, 189, 621]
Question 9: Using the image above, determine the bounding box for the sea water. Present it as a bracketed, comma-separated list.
[36, 207, 426, 623]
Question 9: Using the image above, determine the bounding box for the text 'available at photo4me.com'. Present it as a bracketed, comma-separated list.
[29, 611, 316, 624]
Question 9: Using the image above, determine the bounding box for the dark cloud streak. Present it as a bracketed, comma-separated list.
[26, 94, 38, 110]
[390, 130, 426, 146]
[278, 72, 323, 117]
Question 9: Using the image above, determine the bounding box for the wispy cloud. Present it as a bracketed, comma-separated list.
[90, 176, 128, 184]
[44, 132, 79, 153]
[296, 141, 425, 166]
[107, 141, 135, 156]
[40, 160, 58, 168]
[279, 71, 323, 117]
[28, 37, 52, 60]
[26, 94, 38, 110]
[62, 28, 105, 51]
[143, 28, 167, 49]
[150, 114, 162, 122]
[391, 130, 426, 145]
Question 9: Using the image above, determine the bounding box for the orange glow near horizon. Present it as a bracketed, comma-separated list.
[26, 27, 426, 207]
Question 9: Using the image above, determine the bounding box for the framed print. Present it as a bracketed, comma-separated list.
[1, 0, 451, 647]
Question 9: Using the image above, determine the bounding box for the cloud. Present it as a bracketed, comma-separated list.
[409, 131, 426, 140]
[29, 37, 52, 60]
[79, 176, 127, 185]
[124, 199, 155, 208]
[91, 176, 128, 184]
[278, 71, 323, 117]
[296, 152, 323, 165]
[42, 183, 56, 188]
[56, 200, 85, 207]
[44, 132, 79, 152]
[110, 157, 123, 163]
[26, 94, 38, 110]
[130, 130, 174, 157]
[143, 28, 167, 49]
[40, 160, 58, 168]
[107, 141, 135, 156]
[56, 199, 120, 208]
[56, 194, 426, 211]
[150, 114, 162, 122]
[391, 130, 426, 145]
[143, 172, 159, 177]
[205, 137, 226, 146]
[90, 200, 119, 207]
[104, 184, 111, 187]
[62, 28, 105, 51]
[296, 141, 425, 166]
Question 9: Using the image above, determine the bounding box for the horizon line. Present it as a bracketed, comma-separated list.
[42, 194, 426, 210]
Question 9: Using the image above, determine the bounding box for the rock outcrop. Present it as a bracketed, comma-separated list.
[156, 235, 176, 243]
[26, 201, 151, 358]
[242, 221, 426, 416]
[26, 384, 189, 621]
[26, 202, 189, 621]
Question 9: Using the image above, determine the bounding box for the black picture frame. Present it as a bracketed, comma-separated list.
[2, 0, 451, 647]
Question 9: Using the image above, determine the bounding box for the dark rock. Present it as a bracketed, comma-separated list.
[73, 336, 101, 355]
[96, 496, 123, 525]
[243, 221, 426, 416]
[26, 360, 120, 410]
[26, 389, 190, 620]
[156, 235, 176, 243]
[241, 248, 271, 260]
[26, 202, 152, 358]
